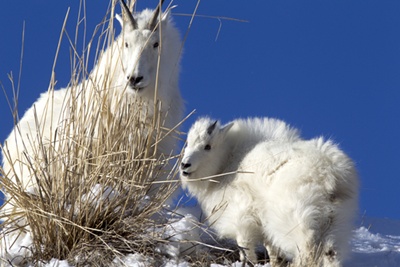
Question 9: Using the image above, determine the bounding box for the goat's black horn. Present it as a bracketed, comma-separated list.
[207, 121, 218, 135]
[119, 0, 138, 29]
[149, 0, 165, 30]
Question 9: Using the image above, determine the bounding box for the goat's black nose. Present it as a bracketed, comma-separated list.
[181, 162, 191, 169]
[127, 76, 143, 86]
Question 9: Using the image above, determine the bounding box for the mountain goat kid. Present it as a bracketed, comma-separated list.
[180, 117, 358, 267]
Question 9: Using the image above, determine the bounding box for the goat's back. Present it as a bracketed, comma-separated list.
[236, 137, 358, 260]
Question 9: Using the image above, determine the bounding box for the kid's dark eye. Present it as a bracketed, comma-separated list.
[153, 42, 159, 48]
[204, 144, 211, 151]
[125, 42, 129, 48]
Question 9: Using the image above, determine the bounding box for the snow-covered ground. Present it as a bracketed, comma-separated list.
[2, 210, 400, 267]
[349, 217, 400, 267]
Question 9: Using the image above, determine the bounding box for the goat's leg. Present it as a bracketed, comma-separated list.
[236, 233, 257, 265]
[265, 243, 289, 267]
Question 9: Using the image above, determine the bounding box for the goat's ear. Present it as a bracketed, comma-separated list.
[162, 5, 176, 21]
[220, 122, 234, 135]
[116, 14, 124, 28]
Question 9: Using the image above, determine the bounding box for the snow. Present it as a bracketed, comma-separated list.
[2, 210, 400, 266]
[352, 227, 400, 253]
[35, 259, 71, 267]
[347, 218, 400, 267]
[112, 253, 157, 267]
[159, 213, 201, 258]
[1, 226, 33, 265]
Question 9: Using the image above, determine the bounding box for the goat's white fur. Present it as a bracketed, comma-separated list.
[180, 117, 358, 266]
[1, 5, 183, 262]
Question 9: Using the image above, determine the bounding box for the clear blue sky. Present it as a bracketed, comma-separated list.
[1, 1, 399, 219]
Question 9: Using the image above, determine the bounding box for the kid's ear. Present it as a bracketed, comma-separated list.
[221, 122, 234, 135]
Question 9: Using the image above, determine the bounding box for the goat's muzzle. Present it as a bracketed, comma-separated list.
[180, 162, 191, 177]
[127, 75, 146, 91]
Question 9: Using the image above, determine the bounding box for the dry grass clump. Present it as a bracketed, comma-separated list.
[0, 1, 183, 265]
[1, 95, 179, 262]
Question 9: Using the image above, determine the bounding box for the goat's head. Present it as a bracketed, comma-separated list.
[116, 0, 173, 98]
[180, 117, 234, 181]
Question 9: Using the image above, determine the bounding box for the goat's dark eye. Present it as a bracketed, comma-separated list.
[153, 42, 159, 48]
[125, 42, 129, 48]
[204, 144, 211, 151]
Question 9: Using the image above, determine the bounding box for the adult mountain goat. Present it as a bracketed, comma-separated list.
[180, 117, 358, 267]
[2, 0, 183, 201]
[1, 0, 183, 260]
